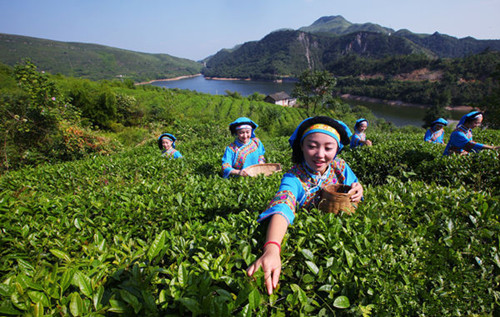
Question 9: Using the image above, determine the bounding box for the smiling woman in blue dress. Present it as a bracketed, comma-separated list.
[424, 118, 448, 144]
[158, 133, 183, 159]
[443, 111, 500, 155]
[221, 117, 266, 178]
[350, 118, 372, 149]
[246, 116, 363, 295]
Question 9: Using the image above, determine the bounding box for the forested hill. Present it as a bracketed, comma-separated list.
[301, 15, 500, 58]
[203, 15, 500, 79]
[203, 29, 434, 79]
[0, 33, 203, 81]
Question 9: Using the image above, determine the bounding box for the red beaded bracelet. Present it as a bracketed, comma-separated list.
[263, 241, 281, 253]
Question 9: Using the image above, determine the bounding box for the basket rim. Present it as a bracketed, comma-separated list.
[245, 163, 282, 176]
[323, 184, 351, 195]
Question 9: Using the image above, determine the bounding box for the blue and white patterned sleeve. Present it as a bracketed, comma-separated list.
[257, 173, 304, 225]
[174, 151, 183, 159]
[221, 146, 235, 178]
[258, 140, 266, 164]
[350, 134, 361, 148]
[470, 142, 485, 152]
[424, 129, 432, 142]
[342, 163, 359, 185]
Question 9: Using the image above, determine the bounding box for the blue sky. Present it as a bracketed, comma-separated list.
[1, 0, 499, 61]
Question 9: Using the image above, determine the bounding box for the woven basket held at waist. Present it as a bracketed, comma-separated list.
[318, 184, 357, 215]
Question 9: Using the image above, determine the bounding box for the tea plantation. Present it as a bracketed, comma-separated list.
[1, 118, 499, 316]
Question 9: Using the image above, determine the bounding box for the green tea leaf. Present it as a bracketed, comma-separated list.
[0, 284, 13, 296]
[333, 295, 350, 308]
[50, 249, 72, 263]
[73, 271, 93, 298]
[33, 301, 43, 317]
[70, 292, 84, 316]
[301, 249, 314, 261]
[178, 264, 187, 288]
[60, 269, 74, 293]
[120, 289, 142, 314]
[248, 288, 261, 310]
[305, 261, 319, 275]
[290, 284, 307, 305]
[179, 297, 201, 314]
[93, 286, 104, 310]
[0, 301, 21, 315]
[27, 291, 50, 306]
[147, 230, 167, 262]
[345, 249, 354, 268]
[108, 299, 127, 313]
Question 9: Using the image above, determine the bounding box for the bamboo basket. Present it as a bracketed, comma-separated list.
[245, 163, 282, 177]
[318, 184, 357, 214]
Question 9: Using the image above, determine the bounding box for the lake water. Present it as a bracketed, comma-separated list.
[151, 75, 465, 127]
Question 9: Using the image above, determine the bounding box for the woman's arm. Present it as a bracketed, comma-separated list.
[481, 144, 500, 151]
[228, 168, 249, 177]
[246, 214, 288, 295]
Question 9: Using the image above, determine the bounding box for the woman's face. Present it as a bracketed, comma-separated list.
[357, 122, 368, 133]
[433, 123, 444, 131]
[301, 132, 338, 174]
[465, 116, 483, 129]
[237, 128, 252, 144]
[161, 138, 173, 150]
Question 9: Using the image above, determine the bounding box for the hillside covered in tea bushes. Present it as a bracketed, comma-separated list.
[1, 121, 499, 315]
[0, 60, 499, 315]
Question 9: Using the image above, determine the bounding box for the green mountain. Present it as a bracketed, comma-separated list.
[203, 15, 500, 79]
[300, 16, 500, 58]
[0, 33, 203, 81]
[299, 15, 394, 36]
[203, 29, 435, 79]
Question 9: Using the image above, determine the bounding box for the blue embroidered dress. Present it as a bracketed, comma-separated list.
[443, 125, 484, 155]
[257, 157, 358, 225]
[350, 132, 366, 148]
[162, 148, 183, 159]
[221, 138, 265, 178]
[424, 128, 445, 144]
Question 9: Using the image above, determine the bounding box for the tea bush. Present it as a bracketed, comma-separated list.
[1, 124, 499, 316]
[344, 129, 500, 191]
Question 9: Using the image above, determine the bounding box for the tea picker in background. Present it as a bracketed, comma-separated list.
[221, 117, 266, 178]
[158, 133, 183, 159]
[424, 118, 448, 144]
[350, 118, 372, 149]
[443, 111, 500, 155]
[246, 116, 363, 295]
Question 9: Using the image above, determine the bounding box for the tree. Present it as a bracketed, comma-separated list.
[480, 64, 500, 129]
[292, 70, 338, 116]
[0, 60, 77, 169]
[422, 87, 451, 128]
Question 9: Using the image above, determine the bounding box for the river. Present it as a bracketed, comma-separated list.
[150, 75, 466, 127]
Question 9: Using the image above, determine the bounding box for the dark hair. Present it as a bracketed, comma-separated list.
[229, 120, 257, 135]
[464, 111, 484, 124]
[291, 116, 350, 164]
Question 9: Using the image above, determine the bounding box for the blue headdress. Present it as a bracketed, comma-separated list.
[229, 117, 258, 138]
[457, 111, 483, 128]
[354, 118, 368, 131]
[158, 133, 177, 150]
[431, 118, 448, 127]
[289, 117, 352, 152]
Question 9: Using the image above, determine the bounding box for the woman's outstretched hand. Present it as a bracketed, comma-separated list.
[349, 182, 364, 202]
[239, 168, 249, 177]
[246, 244, 281, 295]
